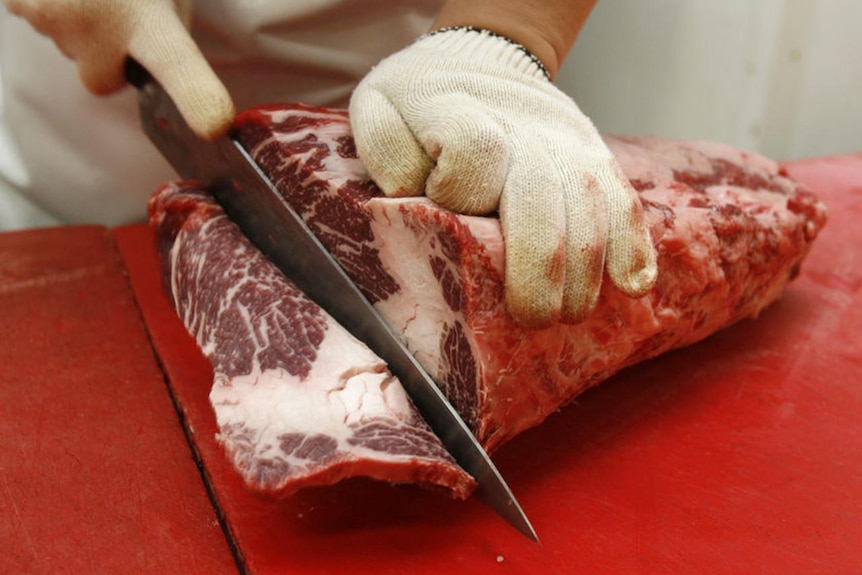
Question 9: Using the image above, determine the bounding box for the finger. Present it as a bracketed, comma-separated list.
[7, 0, 131, 95]
[3, 0, 28, 14]
[77, 49, 129, 95]
[560, 170, 607, 323]
[3, 0, 62, 30]
[129, 11, 235, 140]
[597, 159, 658, 297]
[541, 126, 607, 323]
[349, 86, 433, 198]
[500, 136, 567, 328]
[416, 98, 509, 215]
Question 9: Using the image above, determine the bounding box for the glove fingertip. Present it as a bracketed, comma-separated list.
[349, 87, 431, 198]
[595, 158, 659, 297]
[612, 243, 658, 297]
[131, 17, 236, 140]
[152, 60, 236, 139]
[182, 86, 236, 141]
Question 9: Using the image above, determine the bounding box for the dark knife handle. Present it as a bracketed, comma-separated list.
[124, 57, 153, 90]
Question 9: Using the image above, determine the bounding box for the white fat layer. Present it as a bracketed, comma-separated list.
[209, 313, 420, 470]
[361, 197, 459, 378]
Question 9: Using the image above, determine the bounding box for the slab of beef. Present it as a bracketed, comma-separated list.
[149, 102, 826, 498]
[233, 103, 828, 455]
[147, 183, 476, 498]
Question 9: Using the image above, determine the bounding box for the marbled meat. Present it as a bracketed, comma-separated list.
[149, 102, 827, 498]
[148, 184, 476, 498]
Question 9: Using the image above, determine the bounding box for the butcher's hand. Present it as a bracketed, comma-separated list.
[349, 27, 657, 328]
[4, 0, 233, 139]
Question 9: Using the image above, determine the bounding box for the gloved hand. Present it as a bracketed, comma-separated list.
[349, 27, 657, 328]
[4, 0, 234, 139]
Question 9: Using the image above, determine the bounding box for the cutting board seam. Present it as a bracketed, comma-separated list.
[110, 227, 250, 575]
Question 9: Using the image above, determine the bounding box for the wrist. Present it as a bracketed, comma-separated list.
[430, 0, 598, 80]
[424, 26, 551, 80]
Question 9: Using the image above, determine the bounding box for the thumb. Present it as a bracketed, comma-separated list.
[129, 11, 234, 140]
[349, 86, 433, 198]
[417, 97, 509, 215]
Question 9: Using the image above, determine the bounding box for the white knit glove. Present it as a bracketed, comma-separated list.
[4, 0, 234, 139]
[349, 28, 657, 328]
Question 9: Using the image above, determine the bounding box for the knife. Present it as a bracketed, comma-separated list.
[127, 60, 537, 541]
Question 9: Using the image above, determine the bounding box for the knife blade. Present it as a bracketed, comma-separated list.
[127, 60, 537, 541]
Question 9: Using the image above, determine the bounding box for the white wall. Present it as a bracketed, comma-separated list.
[557, 0, 862, 161]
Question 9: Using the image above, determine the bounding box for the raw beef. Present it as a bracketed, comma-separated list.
[147, 184, 476, 498]
[150, 102, 827, 499]
[232, 103, 828, 454]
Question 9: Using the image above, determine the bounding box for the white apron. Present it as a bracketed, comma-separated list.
[0, 0, 441, 230]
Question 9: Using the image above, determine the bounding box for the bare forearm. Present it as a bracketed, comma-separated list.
[430, 0, 598, 80]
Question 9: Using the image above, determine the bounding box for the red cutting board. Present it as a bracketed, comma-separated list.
[0, 226, 237, 574]
[115, 155, 862, 575]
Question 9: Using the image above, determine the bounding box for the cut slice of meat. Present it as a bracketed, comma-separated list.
[149, 102, 827, 499]
[147, 184, 476, 498]
[232, 103, 828, 454]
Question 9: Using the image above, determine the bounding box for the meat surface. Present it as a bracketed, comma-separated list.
[149, 102, 827, 498]
[233, 103, 828, 454]
[147, 184, 476, 498]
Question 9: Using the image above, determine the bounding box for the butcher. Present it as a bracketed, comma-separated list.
[0, 0, 656, 328]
